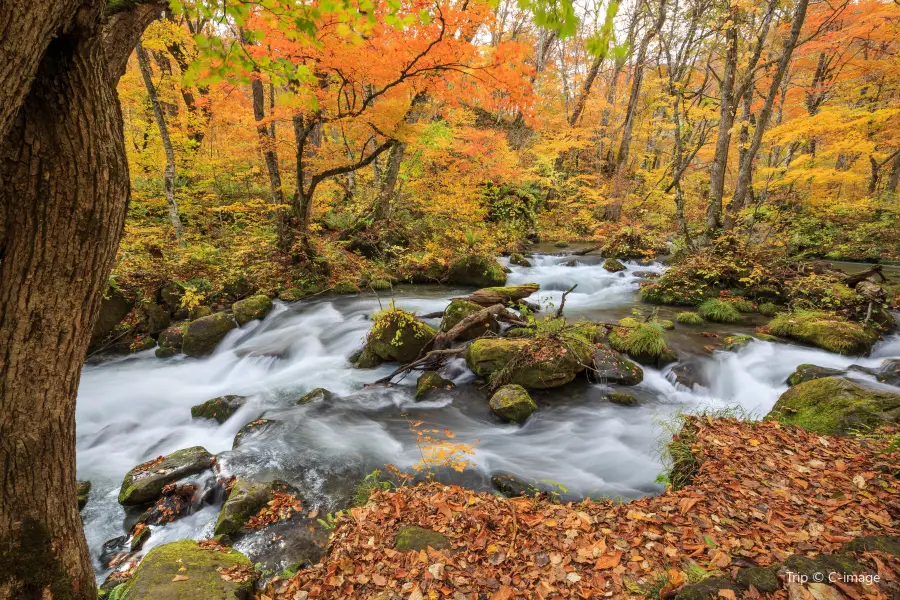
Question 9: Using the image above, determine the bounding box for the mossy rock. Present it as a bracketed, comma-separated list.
[416, 371, 454, 401]
[697, 299, 742, 323]
[674, 576, 744, 600]
[509, 253, 531, 267]
[786, 364, 846, 386]
[553, 240, 569, 248]
[77, 480, 91, 510]
[768, 311, 879, 355]
[489, 384, 537, 423]
[491, 473, 539, 498]
[440, 299, 498, 340]
[158, 325, 184, 350]
[394, 526, 450, 552]
[608, 392, 637, 406]
[766, 377, 900, 435]
[446, 256, 507, 287]
[118, 447, 213, 506]
[735, 567, 779, 594]
[182, 313, 238, 357]
[114, 539, 255, 600]
[215, 480, 287, 536]
[233, 419, 282, 449]
[467, 337, 592, 389]
[758, 302, 780, 317]
[278, 288, 304, 302]
[608, 319, 677, 368]
[675, 312, 704, 325]
[191, 395, 246, 424]
[591, 346, 643, 386]
[505, 327, 535, 338]
[189, 305, 212, 320]
[842, 535, 900, 557]
[138, 300, 171, 335]
[353, 345, 383, 369]
[465, 338, 530, 376]
[333, 282, 360, 294]
[603, 258, 625, 272]
[722, 335, 753, 352]
[232, 294, 272, 326]
[130, 336, 156, 353]
[366, 308, 436, 363]
[654, 318, 675, 330]
[369, 279, 392, 291]
[297, 388, 334, 405]
[155, 346, 178, 358]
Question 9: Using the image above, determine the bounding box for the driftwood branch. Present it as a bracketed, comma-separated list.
[433, 304, 525, 350]
[370, 347, 467, 385]
[572, 244, 603, 256]
[419, 311, 446, 319]
[844, 265, 886, 288]
[555, 284, 578, 318]
[462, 283, 540, 307]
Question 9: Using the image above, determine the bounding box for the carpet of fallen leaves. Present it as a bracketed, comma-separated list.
[247, 492, 304, 529]
[268, 418, 898, 599]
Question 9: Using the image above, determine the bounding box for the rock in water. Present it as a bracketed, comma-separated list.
[182, 312, 238, 357]
[118, 447, 213, 506]
[232, 294, 273, 326]
[297, 387, 334, 405]
[440, 299, 499, 340]
[466, 337, 592, 389]
[767, 377, 900, 435]
[77, 480, 91, 510]
[591, 346, 643, 385]
[191, 395, 246, 424]
[366, 308, 436, 363]
[491, 473, 539, 498]
[873, 359, 900, 386]
[111, 539, 255, 600]
[394, 526, 450, 551]
[608, 392, 638, 406]
[489, 384, 537, 423]
[446, 256, 507, 287]
[768, 311, 878, 355]
[603, 258, 625, 272]
[416, 371, 454, 401]
[233, 419, 282, 449]
[509, 253, 531, 267]
[786, 364, 846, 386]
[215, 480, 289, 536]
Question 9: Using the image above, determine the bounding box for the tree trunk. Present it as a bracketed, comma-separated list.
[373, 142, 406, 220]
[705, 21, 737, 234]
[251, 76, 286, 248]
[887, 149, 900, 194]
[136, 40, 184, 244]
[0, 3, 164, 597]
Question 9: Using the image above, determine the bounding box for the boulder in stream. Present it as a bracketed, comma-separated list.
[366, 307, 436, 363]
[466, 336, 593, 389]
[110, 539, 255, 600]
[591, 346, 643, 386]
[215, 480, 290, 536]
[786, 364, 846, 386]
[118, 446, 214, 506]
[182, 312, 238, 357]
[232, 294, 272, 326]
[768, 311, 879, 355]
[509, 253, 531, 267]
[416, 371, 454, 401]
[603, 258, 625, 272]
[157, 324, 184, 352]
[297, 387, 334, 405]
[77, 480, 91, 510]
[446, 256, 507, 287]
[767, 376, 900, 435]
[233, 419, 282, 449]
[191, 395, 246, 424]
[608, 392, 638, 406]
[489, 384, 537, 423]
[872, 359, 900, 386]
[440, 298, 499, 340]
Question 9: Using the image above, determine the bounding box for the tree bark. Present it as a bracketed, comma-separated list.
[705, 21, 737, 234]
[136, 40, 184, 244]
[0, 2, 165, 597]
[251, 76, 286, 248]
[887, 149, 900, 194]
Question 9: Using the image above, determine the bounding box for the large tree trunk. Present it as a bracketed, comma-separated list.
[705, 21, 737, 234]
[136, 40, 184, 244]
[251, 76, 286, 248]
[0, 2, 164, 597]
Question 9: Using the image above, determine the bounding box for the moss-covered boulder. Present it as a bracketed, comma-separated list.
[232, 294, 272, 326]
[553, 240, 569, 248]
[215, 480, 288, 536]
[440, 299, 498, 340]
[191, 395, 246, 424]
[416, 371, 454, 401]
[603, 258, 625, 272]
[158, 325, 184, 351]
[608, 318, 677, 367]
[447, 256, 507, 287]
[466, 338, 530, 376]
[786, 364, 846, 386]
[138, 300, 171, 335]
[333, 282, 360, 294]
[130, 336, 156, 353]
[591, 346, 643, 386]
[353, 346, 383, 368]
[768, 311, 879, 355]
[366, 308, 436, 363]
[118, 447, 213, 506]
[489, 384, 537, 423]
[394, 526, 450, 552]
[182, 312, 238, 357]
[297, 387, 334, 405]
[608, 392, 638, 406]
[767, 377, 900, 435]
[722, 335, 753, 352]
[233, 419, 282, 449]
[675, 312, 704, 325]
[90, 284, 133, 349]
[509, 253, 531, 267]
[491, 473, 540, 498]
[466, 337, 592, 389]
[114, 539, 255, 600]
[77, 480, 91, 510]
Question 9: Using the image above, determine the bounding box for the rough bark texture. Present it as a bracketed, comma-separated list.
[705, 22, 737, 233]
[0, 1, 165, 597]
[136, 40, 184, 243]
[251, 76, 286, 246]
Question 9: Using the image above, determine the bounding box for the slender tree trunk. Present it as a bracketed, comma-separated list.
[374, 142, 406, 220]
[136, 40, 184, 244]
[251, 76, 286, 248]
[887, 150, 900, 194]
[705, 22, 737, 234]
[0, 2, 165, 597]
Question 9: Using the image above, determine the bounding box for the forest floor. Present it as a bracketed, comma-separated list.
[268, 417, 899, 600]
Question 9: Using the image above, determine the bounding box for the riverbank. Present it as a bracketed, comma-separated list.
[270, 417, 899, 599]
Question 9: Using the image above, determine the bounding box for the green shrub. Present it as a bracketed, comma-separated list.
[729, 299, 755, 313]
[698, 299, 742, 323]
[676, 312, 704, 325]
[758, 302, 779, 317]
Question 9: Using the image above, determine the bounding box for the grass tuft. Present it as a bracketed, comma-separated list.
[675, 311, 704, 325]
[697, 299, 742, 323]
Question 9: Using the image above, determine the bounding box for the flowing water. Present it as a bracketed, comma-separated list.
[76, 251, 900, 579]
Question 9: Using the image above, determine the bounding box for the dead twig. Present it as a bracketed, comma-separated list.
[555, 284, 577, 318]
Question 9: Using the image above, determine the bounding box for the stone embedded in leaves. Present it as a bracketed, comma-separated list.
[118, 446, 213, 506]
[394, 526, 450, 551]
[489, 384, 537, 423]
[182, 312, 238, 357]
[191, 395, 246, 424]
[231, 294, 273, 326]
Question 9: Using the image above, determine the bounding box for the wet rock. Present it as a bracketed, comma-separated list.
[353, 345, 383, 369]
[215, 480, 288, 536]
[138, 300, 171, 335]
[136, 483, 198, 528]
[466, 337, 592, 389]
[155, 346, 178, 358]
[77, 480, 91, 510]
[735, 566, 779, 594]
[191, 395, 246, 424]
[232, 294, 273, 326]
[366, 308, 436, 363]
[603, 258, 625, 272]
[440, 298, 499, 340]
[722, 334, 753, 352]
[767, 377, 900, 435]
[130, 524, 151, 552]
[591, 346, 643, 386]
[118, 446, 214, 506]
[491, 473, 539, 498]
[394, 526, 450, 551]
[633, 270, 660, 280]
[509, 253, 531, 267]
[465, 283, 540, 307]
[233, 419, 282, 449]
[669, 362, 705, 389]
[768, 311, 879, 355]
[674, 576, 744, 600]
[98, 535, 128, 569]
[416, 371, 454, 401]
[129, 335, 156, 353]
[157, 324, 184, 351]
[447, 256, 507, 287]
[279, 288, 304, 302]
[297, 388, 334, 405]
[553, 240, 569, 248]
[786, 364, 846, 386]
[90, 283, 133, 350]
[489, 384, 537, 423]
[243, 512, 328, 577]
[608, 392, 637, 406]
[333, 282, 360, 294]
[561, 259, 579, 267]
[113, 539, 255, 600]
[872, 359, 900, 386]
[182, 312, 238, 357]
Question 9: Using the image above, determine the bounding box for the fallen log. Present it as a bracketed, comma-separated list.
[572, 243, 603, 256]
[462, 283, 540, 307]
[433, 304, 525, 350]
[370, 348, 467, 385]
[843, 265, 886, 288]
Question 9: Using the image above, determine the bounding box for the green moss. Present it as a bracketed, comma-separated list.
[603, 258, 625, 272]
[722, 335, 752, 352]
[766, 377, 900, 435]
[297, 388, 334, 404]
[182, 312, 238, 357]
[353, 345, 382, 368]
[786, 364, 845, 386]
[553, 240, 569, 248]
[729, 299, 755, 313]
[118, 447, 213, 506]
[232, 295, 272, 326]
[758, 302, 779, 316]
[77, 480, 91, 510]
[416, 371, 454, 401]
[446, 256, 507, 287]
[367, 307, 437, 362]
[675, 312, 704, 325]
[394, 526, 450, 551]
[768, 310, 879, 355]
[697, 299, 742, 323]
[465, 338, 530, 377]
[369, 279, 391, 291]
[608, 392, 638, 406]
[489, 384, 537, 422]
[509, 253, 531, 267]
[440, 299, 497, 340]
[608, 319, 677, 367]
[190, 395, 245, 424]
[735, 567, 779, 594]
[466, 335, 592, 389]
[654, 318, 675, 330]
[333, 282, 360, 294]
[214, 480, 281, 536]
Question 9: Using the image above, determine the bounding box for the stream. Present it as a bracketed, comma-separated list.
[76, 251, 900, 580]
